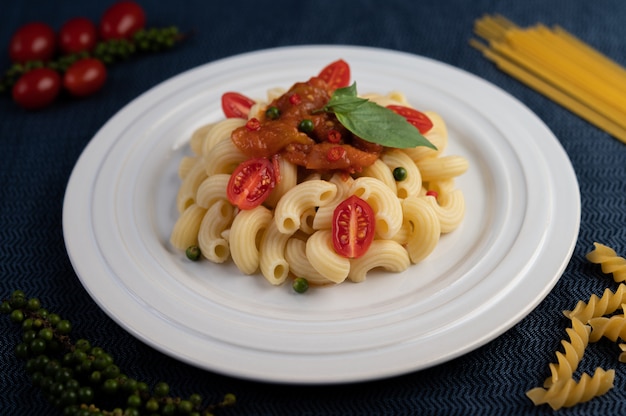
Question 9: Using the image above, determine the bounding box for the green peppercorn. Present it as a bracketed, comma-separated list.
[186, 245, 201, 261]
[393, 166, 408, 181]
[265, 106, 280, 120]
[292, 277, 309, 293]
[298, 119, 314, 133]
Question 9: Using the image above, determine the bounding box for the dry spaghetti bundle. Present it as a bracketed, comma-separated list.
[471, 14, 626, 144]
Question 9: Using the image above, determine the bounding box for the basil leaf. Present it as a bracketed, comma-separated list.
[324, 95, 368, 113]
[334, 102, 436, 149]
[323, 82, 436, 150]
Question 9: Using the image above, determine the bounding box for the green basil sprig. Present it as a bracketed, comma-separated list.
[320, 83, 436, 150]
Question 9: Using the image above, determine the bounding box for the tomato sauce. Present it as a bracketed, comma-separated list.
[230, 77, 382, 174]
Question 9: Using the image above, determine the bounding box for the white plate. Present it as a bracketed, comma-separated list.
[63, 45, 580, 384]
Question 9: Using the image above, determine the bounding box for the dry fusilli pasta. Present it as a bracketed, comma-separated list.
[544, 318, 590, 387]
[526, 368, 615, 410]
[563, 284, 626, 324]
[586, 242, 626, 283]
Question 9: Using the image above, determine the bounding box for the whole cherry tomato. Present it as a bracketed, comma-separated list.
[12, 68, 61, 110]
[221, 92, 256, 118]
[59, 17, 98, 54]
[63, 58, 107, 97]
[99, 1, 146, 40]
[332, 195, 375, 259]
[317, 59, 350, 91]
[226, 157, 277, 210]
[9, 22, 56, 63]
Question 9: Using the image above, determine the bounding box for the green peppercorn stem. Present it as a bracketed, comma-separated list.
[0, 26, 186, 94]
[2, 290, 236, 415]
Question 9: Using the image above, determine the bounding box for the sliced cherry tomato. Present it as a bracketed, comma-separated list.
[221, 92, 255, 119]
[317, 59, 350, 91]
[332, 195, 375, 259]
[9, 22, 56, 63]
[12, 68, 61, 110]
[386, 105, 433, 134]
[63, 58, 107, 97]
[99, 1, 146, 40]
[59, 17, 98, 54]
[227, 157, 277, 210]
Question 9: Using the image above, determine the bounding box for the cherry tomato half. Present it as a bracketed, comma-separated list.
[63, 58, 107, 97]
[99, 1, 146, 40]
[59, 17, 98, 54]
[227, 157, 277, 210]
[12, 68, 61, 110]
[221, 92, 255, 119]
[332, 195, 375, 259]
[9, 22, 56, 63]
[386, 105, 433, 134]
[317, 59, 350, 91]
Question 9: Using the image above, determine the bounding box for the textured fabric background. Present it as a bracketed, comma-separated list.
[1, 0, 626, 415]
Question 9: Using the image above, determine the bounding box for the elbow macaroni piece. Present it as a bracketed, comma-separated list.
[350, 176, 402, 240]
[176, 160, 207, 213]
[230, 205, 273, 274]
[306, 230, 350, 284]
[401, 196, 441, 264]
[259, 220, 293, 285]
[264, 157, 298, 208]
[285, 238, 333, 285]
[203, 137, 247, 176]
[200, 118, 246, 156]
[195, 174, 230, 209]
[170, 203, 207, 250]
[274, 180, 337, 234]
[359, 159, 397, 195]
[348, 240, 410, 283]
[381, 149, 422, 199]
[197, 200, 234, 263]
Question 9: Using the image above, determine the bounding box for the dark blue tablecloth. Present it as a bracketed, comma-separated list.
[2, 0, 626, 415]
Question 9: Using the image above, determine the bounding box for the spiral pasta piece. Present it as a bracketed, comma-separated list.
[586, 242, 626, 283]
[563, 284, 626, 323]
[589, 315, 626, 343]
[543, 318, 590, 387]
[526, 368, 615, 410]
[619, 344, 626, 363]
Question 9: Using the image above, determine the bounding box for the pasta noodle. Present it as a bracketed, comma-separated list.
[170, 75, 468, 287]
[586, 242, 626, 283]
[348, 240, 410, 283]
[170, 203, 206, 250]
[563, 284, 626, 324]
[229, 205, 273, 274]
[197, 200, 234, 263]
[588, 315, 626, 343]
[306, 229, 350, 284]
[284, 238, 331, 285]
[401, 196, 440, 264]
[273, 179, 337, 234]
[471, 14, 626, 144]
[350, 176, 403, 240]
[543, 318, 590, 388]
[527, 243, 626, 410]
[526, 368, 615, 411]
